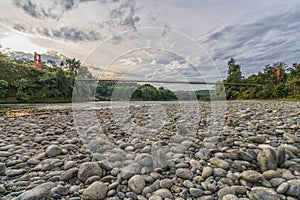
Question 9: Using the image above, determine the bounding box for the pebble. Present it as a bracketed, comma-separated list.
[82, 181, 107, 200]
[175, 168, 193, 180]
[128, 175, 146, 194]
[78, 162, 102, 182]
[45, 145, 62, 157]
[248, 187, 280, 200]
[0, 101, 299, 200]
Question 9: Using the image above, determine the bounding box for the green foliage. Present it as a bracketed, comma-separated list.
[0, 55, 80, 102]
[95, 82, 177, 101]
[218, 58, 300, 100]
[0, 80, 8, 98]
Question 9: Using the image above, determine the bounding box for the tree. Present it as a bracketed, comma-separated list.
[224, 58, 243, 99]
[0, 80, 8, 98]
[61, 58, 81, 76]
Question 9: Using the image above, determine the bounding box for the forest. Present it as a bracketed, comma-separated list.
[0, 54, 299, 102]
[214, 58, 300, 100]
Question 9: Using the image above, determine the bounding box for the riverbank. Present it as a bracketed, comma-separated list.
[0, 101, 299, 199]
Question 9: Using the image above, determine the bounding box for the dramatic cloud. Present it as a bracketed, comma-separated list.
[199, 8, 300, 75]
[12, 0, 59, 19]
[43, 27, 101, 42]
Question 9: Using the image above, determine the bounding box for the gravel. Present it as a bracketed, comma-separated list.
[0, 100, 299, 199]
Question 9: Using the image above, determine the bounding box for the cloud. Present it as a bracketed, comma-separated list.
[199, 8, 300, 75]
[108, 0, 140, 30]
[12, 0, 58, 19]
[51, 27, 101, 42]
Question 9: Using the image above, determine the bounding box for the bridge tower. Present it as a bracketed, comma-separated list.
[33, 52, 42, 70]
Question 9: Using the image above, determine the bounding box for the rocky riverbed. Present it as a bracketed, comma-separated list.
[0, 101, 299, 200]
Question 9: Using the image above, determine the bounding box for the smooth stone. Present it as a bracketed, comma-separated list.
[276, 147, 285, 166]
[60, 168, 78, 181]
[149, 195, 162, 200]
[64, 161, 76, 170]
[276, 182, 289, 194]
[248, 187, 280, 200]
[16, 182, 56, 200]
[285, 179, 300, 197]
[78, 162, 102, 182]
[190, 188, 203, 197]
[82, 181, 107, 200]
[222, 194, 239, 200]
[160, 179, 173, 189]
[238, 151, 254, 162]
[281, 144, 300, 155]
[128, 175, 146, 194]
[218, 187, 236, 199]
[0, 184, 7, 194]
[257, 148, 277, 172]
[27, 158, 40, 165]
[135, 153, 153, 167]
[202, 166, 213, 178]
[210, 157, 229, 170]
[85, 176, 101, 185]
[175, 168, 193, 180]
[0, 163, 6, 175]
[213, 168, 227, 178]
[51, 186, 68, 196]
[121, 163, 141, 180]
[263, 170, 282, 180]
[240, 170, 263, 182]
[269, 178, 285, 188]
[153, 188, 173, 199]
[5, 169, 26, 177]
[45, 145, 62, 157]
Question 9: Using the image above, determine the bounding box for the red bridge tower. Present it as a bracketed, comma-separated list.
[33, 52, 42, 70]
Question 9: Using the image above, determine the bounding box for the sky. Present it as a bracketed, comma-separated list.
[0, 0, 300, 90]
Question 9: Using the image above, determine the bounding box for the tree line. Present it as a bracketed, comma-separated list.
[214, 58, 300, 100]
[0, 54, 178, 102]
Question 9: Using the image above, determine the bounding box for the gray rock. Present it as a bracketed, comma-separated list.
[257, 148, 277, 172]
[240, 170, 263, 183]
[269, 178, 285, 188]
[218, 187, 235, 199]
[276, 182, 289, 194]
[51, 185, 68, 196]
[60, 168, 78, 181]
[16, 182, 56, 200]
[5, 169, 26, 177]
[281, 144, 300, 154]
[78, 162, 102, 182]
[64, 161, 76, 170]
[27, 158, 40, 165]
[135, 153, 153, 167]
[190, 188, 203, 197]
[153, 188, 173, 199]
[285, 179, 300, 197]
[85, 175, 101, 185]
[210, 157, 229, 170]
[222, 194, 239, 200]
[82, 181, 107, 200]
[0, 184, 7, 194]
[45, 145, 62, 157]
[121, 163, 141, 180]
[248, 187, 280, 200]
[149, 195, 163, 200]
[160, 179, 173, 189]
[0, 163, 5, 175]
[176, 168, 193, 180]
[213, 168, 227, 178]
[128, 175, 146, 194]
[202, 166, 213, 178]
[263, 170, 281, 180]
[276, 147, 286, 166]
